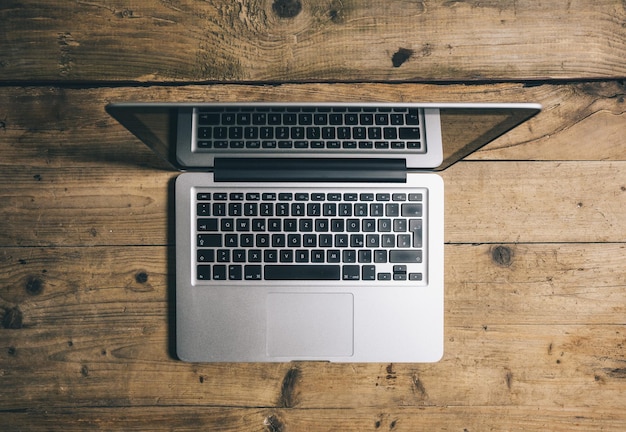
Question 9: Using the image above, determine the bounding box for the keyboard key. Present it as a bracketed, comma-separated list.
[391, 113, 404, 125]
[402, 203, 423, 217]
[198, 234, 221, 247]
[329, 113, 343, 125]
[295, 192, 309, 201]
[320, 234, 333, 247]
[299, 113, 313, 125]
[244, 265, 262, 280]
[198, 113, 220, 125]
[197, 203, 210, 216]
[406, 109, 420, 125]
[362, 265, 376, 280]
[296, 250, 309, 263]
[311, 250, 324, 262]
[409, 219, 422, 248]
[262, 193, 277, 200]
[378, 272, 391, 281]
[393, 219, 407, 232]
[307, 203, 321, 216]
[397, 234, 411, 248]
[392, 193, 406, 201]
[383, 127, 397, 139]
[327, 250, 340, 262]
[197, 265, 211, 280]
[213, 265, 227, 280]
[265, 265, 341, 280]
[366, 234, 380, 248]
[409, 273, 423, 281]
[342, 265, 360, 280]
[248, 250, 262, 262]
[368, 127, 382, 140]
[399, 127, 420, 140]
[222, 113, 236, 124]
[264, 250, 278, 262]
[345, 113, 358, 125]
[375, 250, 387, 263]
[197, 218, 218, 231]
[253, 113, 267, 125]
[375, 114, 389, 125]
[197, 249, 215, 262]
[342, 250, 356, 263]
[228, 265, 242, 280]
[358, 250, 372, 263]
[268, 113, 282, 125]
[314, 114, 328, 125]
[337, 127, 351, 139]
[217, 250, 230, 262]
[389, 250, 422, 263]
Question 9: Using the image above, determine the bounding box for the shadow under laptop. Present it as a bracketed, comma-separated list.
[166, 176, 179, 360]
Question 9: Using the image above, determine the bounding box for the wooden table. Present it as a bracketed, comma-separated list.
[1, 1, 625, 430]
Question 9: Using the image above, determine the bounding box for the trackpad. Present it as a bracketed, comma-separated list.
[266, 293, 354, 358]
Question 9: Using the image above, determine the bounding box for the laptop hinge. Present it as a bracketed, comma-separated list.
[214, 158, 406, 182]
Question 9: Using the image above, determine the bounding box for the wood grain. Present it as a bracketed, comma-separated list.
[1, 245, 624, 416]
[1, 1, 625, 82]
[3, 406, 626, 431]
[0, 82, 623, 170]
[1, 2, 625, 429]
[0, 161, 623, 247]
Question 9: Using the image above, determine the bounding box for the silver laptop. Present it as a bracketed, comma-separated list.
[107, 102, 540, 362]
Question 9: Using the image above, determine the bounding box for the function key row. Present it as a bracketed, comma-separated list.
[198, 106, 414, 113]
[197, 192, 423, 202]
[198, 111, 420, 127]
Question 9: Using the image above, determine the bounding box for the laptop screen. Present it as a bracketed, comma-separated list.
[106, 103, 540, 172]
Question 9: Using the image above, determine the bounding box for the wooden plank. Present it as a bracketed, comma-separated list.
[0, 167, 176, 247]
[2, 243, 623, 327]
[2, 406, 626, 431]
[0, 82, 623, 169]
[1, 1, 625, 82]
[444, 161, 626, 243]
[1, 322, 624, 411]
[3, 244, 624, 327]
[1, 245, 624, 411]
[0, 161, 624, 247]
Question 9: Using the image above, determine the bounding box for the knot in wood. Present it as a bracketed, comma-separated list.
[272, 0, 302, 18]
[135, 271, 149, 284]
[392, 48, 414, 67]
[26, 276, 44, 296]
[491, 245, 513, 267]
[2, 307, 23, 329]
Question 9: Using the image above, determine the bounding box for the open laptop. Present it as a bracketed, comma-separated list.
[107, 102, 540, 362]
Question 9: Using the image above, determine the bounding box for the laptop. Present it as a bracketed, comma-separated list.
[107, 101, 540, 362]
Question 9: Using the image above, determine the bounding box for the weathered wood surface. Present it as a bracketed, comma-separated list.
[0, 82, 624, 166]
[1, 161, 624, 247]
[0, 84, 625, 431]
[1, 0, 626, 430]
[1, 0, 625, 82]
[1, 244, 625, 429]
[5, 407, 626, 432]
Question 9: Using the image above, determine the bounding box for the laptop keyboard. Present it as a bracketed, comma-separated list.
[195, 104, 425, 152]
[195, 187, 427, 283]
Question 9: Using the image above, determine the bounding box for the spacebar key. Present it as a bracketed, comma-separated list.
[265, 265, 341, 280]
